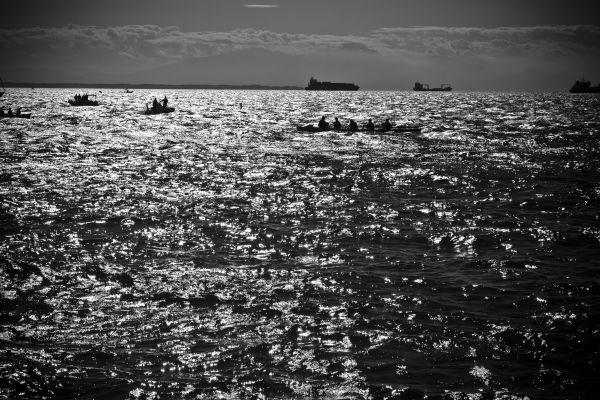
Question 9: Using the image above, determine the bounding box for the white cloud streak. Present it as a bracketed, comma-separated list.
[244, 4, 279, 8]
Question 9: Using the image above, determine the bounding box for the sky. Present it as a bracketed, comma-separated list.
[1, 0, 599, 90]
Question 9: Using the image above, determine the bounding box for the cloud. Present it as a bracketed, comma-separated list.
[3, 24, 597, 65]
[244, 4, 278, 8]
[373, 25, 600, 58]
[1, 24, 598, 89]
[339, 42, 377, 53]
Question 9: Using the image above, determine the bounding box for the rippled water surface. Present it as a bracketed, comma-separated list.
[1, 89, 599, 399]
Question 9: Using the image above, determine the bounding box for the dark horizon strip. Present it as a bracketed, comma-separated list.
[3, 82, 304, 90]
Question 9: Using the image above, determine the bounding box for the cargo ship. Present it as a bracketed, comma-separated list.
[305, 77, 359, 91]
[569, 77, 600, 93]
[413, 81, 452, 91]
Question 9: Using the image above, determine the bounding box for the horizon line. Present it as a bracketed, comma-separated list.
[2, 81, 573, 93]
[3, 82, 304, 90]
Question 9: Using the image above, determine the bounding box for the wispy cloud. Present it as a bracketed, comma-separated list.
[1, 24, 598, 89]
[372, 25, 600, 57]
[1, 24, 598, 73]
[244, 4, 278, 8]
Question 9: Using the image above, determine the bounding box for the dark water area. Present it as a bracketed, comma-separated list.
[1, 89, 599, 399]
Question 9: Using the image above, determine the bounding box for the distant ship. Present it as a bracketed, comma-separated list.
[569, 77, 600, 93]
[413, 81, 452, 91]
[305, 77, 359, 91]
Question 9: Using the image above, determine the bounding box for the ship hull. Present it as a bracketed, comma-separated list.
[570, 88, 600, 93]
[305, 85, 359, 91]
[414, 88, 452, 92]
[569, 79, 600, 93]
[305, 78, 359, 91]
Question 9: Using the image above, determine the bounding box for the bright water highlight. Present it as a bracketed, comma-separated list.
[1, 89, 599, 399]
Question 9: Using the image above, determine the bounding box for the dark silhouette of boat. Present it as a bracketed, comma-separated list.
[0, 107, 31, 119]
[413, 81, 452, 91]
[144, 106, 175, 115]
[68, 94, 98, 106]
[0, 113, 31, 119]
[297, 122, 420, 134]
[570, 77, 600, 93]
[305, 77, 359, 91]
[68, 99, 99, 106]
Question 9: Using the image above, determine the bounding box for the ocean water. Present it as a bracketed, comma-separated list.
[0, 88, 599, 400]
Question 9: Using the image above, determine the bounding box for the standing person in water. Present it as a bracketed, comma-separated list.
[318, 116, 330, 130]
[365, 118, 375, 131]
[333, 117, 342, 130]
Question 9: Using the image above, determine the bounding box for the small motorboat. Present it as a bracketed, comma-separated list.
[0, 112, 32, 119]
[68, 95, 99, 106]
[68, 100, 99, 106]
[144, 106, 175, 115]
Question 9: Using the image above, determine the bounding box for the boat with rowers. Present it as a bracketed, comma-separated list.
[297, 125, 420, 134]
[297, 117, 420, 133]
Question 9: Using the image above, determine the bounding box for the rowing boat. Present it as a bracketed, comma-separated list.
[297, 125, 421, 133]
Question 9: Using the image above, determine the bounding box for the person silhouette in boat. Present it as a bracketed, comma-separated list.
[365, 118, 374, 131]
[318, 116, 329, 130]
[162, 96, 168, 109]
[381, 119, 392, 131]
[15, 107, 21, 116]
[152, 97, 159, 110]
[333, 117, 342, 130]
[347, 119, 358, 132]
[0, 106, 4, 117]
[7, 107, 13, 117]
[82, 94, 88, 102]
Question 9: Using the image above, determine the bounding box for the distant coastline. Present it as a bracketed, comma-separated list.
[3, 82, 303, 90]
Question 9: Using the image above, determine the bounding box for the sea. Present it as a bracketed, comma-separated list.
[0, 88, 599, 400]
